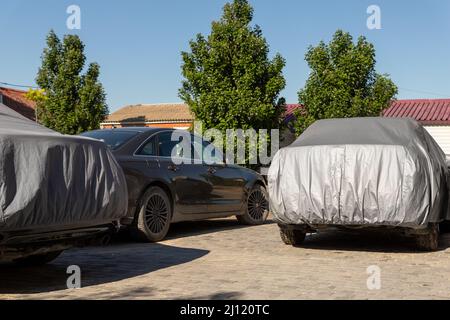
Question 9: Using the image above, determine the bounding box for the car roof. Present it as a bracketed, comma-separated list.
[83, 127, 183, 154]
[290, 117, 422, 148]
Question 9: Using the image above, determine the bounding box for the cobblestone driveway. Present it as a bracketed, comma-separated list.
[1, 218, 450, 300]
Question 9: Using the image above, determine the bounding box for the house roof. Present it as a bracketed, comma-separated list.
[104, 103, 304, 125]
[0, 87, 36, 121]
[106, 99, 450, 127]
[383, 99, 450, 126]
[284, 104, 303, 124]
[103, 103, 194, 123]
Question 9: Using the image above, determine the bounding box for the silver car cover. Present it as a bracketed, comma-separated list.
[268, 117, 449, 229]
[0, 103, 128, 232]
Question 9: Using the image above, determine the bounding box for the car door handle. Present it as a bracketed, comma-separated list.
[168, 164, 179, 172]
[208, 167, 217, 174]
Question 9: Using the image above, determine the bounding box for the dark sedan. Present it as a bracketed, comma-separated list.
[81, 128, 269, 242]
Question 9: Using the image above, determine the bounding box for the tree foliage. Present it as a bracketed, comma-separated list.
[25, 88, 47, 104]
[295, 30, 398, 135]
[34, 30, 108, 134]
[179, 0, 286, 133]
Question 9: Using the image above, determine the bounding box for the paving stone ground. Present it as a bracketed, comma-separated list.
[1, 218, 450, 300]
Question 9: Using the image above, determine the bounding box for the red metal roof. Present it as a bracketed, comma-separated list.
[0, 87, 36, 121]
[383, 99, 450, 126]
[283, 104, 303, 123]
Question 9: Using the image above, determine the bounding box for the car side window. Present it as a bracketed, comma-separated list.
[158, 131, 185, 158]
[137, 135, 157, 156]
[191, 138, 204, 161]
[203, 141, 224, 164]
[191, 137, 224, 164]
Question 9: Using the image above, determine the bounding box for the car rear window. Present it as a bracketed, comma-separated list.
[81, 130, 139, 150]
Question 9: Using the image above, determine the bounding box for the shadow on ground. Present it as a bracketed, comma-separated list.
[0, 243, 209, 295]
[297, 229, 450, 253]
[111, 218, 276, 244]
[165, 218, 276, 240]
[0, 219, 272, 295]
[179, 291, 243, 300]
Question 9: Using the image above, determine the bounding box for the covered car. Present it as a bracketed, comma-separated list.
[268, 117, 449, 251]
[0, 103, 128, 264]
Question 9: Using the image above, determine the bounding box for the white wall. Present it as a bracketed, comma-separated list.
[424, 126, 450, 158]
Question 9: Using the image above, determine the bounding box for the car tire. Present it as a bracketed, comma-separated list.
[14, 250, 63, 266]
[131, 186, 172, 243]
[279, 226, 306, 246]
[236, 184, 269, 225]
[416, 224, 439, 251]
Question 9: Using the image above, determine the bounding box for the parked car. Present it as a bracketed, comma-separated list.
[0, 103, 128, 265]
[268, 117, 450, 251]
[81, 127, 269, 242]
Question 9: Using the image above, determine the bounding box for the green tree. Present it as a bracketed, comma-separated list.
[179, 0, 286, 165]
[25, 88, 47, 104]
[34, 30, 108, 134]
[295, 30, 398, 135]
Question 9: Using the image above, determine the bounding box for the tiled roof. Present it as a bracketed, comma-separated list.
[383, 99, 450, 126]
[103, 103, 194, 123]
[0, 87, 36, 121]
[104, 103, 304, 125]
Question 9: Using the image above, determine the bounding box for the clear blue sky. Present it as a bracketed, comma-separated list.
[1, 0, 449, 112]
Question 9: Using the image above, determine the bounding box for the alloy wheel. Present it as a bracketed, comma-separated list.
[145, 194, 169, 234]
[247, 189, 268, 221]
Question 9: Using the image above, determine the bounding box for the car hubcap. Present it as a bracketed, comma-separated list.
[248, 189, 268, 221]
[145, 194, 169, 234]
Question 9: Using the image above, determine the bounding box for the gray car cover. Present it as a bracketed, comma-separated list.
[0, 103, 128, 232]
[268, 117, 449, 229]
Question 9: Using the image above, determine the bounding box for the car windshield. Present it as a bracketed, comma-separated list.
[81, 130, 139, 150]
